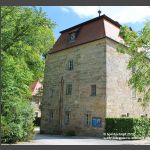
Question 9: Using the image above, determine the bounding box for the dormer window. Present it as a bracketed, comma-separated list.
[68, 32, 76, 43]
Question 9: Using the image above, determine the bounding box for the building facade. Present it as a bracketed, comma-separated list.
[30, 80, 43, 118]
[40, 15, 150, 136]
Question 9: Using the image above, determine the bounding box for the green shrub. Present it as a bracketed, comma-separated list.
[1, 98, 34, 143]
[105, 117, 150, 139]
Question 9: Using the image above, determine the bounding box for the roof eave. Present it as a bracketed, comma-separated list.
[48, 36, 122, 55]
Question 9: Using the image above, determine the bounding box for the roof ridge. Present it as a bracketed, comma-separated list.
[60, 14, 121, 33]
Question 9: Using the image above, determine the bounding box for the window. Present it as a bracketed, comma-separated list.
[50, 89, 53, 97]
[68, 32, 76, 43]
[127, 113, 130, 117]
[35, 97, 40, 105]
[138, 98, 142, 102]
[64, 111, 70, 125]
[66, 84, 72, 95]
[49, 110, 54, 121]
[91, 85, 96, 96]
[85, 113, 91, 126]
[68, 60, 74, 70]
[51, 111, 54, 119]
[141, 114, 148, 118]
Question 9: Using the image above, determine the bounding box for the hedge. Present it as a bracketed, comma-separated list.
[105, 117, 150, 139]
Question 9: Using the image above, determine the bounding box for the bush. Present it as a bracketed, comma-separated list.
[105, 117, 150, 139]
[1, 98, 34, 143]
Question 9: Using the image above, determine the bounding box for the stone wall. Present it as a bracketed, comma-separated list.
[40, 39, 107, 136]
[40, 37, 150, 136]
[106, 38, 150, 118]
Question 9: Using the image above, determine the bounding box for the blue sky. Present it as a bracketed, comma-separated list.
[40, 6, 150, 40]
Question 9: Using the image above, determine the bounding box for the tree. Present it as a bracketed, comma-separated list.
[117, 22, 150, 108]
[1, 6, 55, 143]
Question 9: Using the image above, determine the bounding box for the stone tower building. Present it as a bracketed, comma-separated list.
[40, 15, 150, 136]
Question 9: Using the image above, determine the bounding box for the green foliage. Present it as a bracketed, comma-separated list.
[117, 22, 150, 107]
[1, 100, 35, 143]
[105, 117, 150, 139]
[1, 6, 55, 143]
[2, 6, 55, 79]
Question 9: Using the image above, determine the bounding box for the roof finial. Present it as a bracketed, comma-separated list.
[98, 9, 101, 17]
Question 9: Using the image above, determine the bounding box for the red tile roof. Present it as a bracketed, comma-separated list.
[30, 81, 43, 95]
[49, 15, 121, 54]
[30, 81, 38, 93]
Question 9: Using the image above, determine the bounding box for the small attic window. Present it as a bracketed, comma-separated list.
[68, 32, 76, 43]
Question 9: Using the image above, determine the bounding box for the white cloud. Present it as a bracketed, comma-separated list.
[61, 6, 150, 23]
[61, 7, 70, 13]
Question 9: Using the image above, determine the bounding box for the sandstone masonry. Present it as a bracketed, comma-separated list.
[40, 15, 150, 136]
